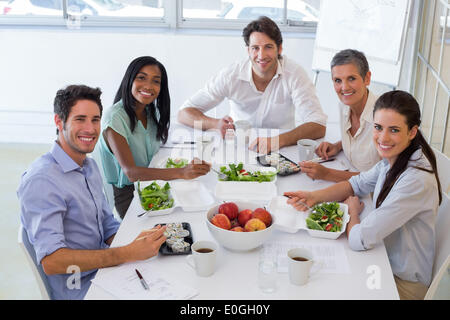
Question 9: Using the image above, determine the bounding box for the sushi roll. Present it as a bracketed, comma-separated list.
[175, 229, 190, 238]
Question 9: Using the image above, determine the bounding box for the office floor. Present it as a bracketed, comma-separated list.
[0, 143, 52, 299]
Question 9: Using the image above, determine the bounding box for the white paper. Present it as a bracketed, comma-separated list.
[262, 240, 351, 274]
[321, 159, 350, 171]
[91, 262, 198, 300]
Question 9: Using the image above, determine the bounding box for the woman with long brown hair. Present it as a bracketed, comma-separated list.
[285, 90, 442, 300]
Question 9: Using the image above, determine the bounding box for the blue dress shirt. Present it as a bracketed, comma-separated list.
[348, 149, 439, 286]
[17, 142, 121, 299]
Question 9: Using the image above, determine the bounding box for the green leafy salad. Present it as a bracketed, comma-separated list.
[219, 163, 277, 182]
[165, 158, 188, 168]
[137, 181, 174, 211]
[305, 202, 345, 232]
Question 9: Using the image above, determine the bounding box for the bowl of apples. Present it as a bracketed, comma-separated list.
[206, 201, 275, 251]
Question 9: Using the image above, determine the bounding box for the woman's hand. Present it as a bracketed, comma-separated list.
[315, 141, 341, 160]
[344, 196, 364, 237]
[181, 158, 211, 179]
[283, 190, 319, 212]
[344, 196, 364, 217]
[298, 161, 330, 181]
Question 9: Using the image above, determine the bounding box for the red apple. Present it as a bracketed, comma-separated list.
[230, 219, 240, 229]
[252, 208, 272, 227]
[244, 218, 266, 232]
[238, 209, 253, 227]
[230, 226, 245, 232]
[218, 202, 239, 220]
[211, 213, 231, 230]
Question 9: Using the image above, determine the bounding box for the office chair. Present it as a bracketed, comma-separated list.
[17, 226, 52, 300]
[433, 147, 450, 195]
[433, 193, 450, 278]
[424, 192, 450, 300]
[425, 255, 450, 300]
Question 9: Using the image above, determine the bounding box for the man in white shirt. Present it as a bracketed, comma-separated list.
[177, 16, 327, 154]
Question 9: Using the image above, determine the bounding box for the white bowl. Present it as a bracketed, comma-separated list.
[206, 201, 275, 251]
[305, 203, 349, 240]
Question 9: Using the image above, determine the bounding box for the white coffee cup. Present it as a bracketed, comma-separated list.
[297, 139, 317, 162]
[186, 240, 217, 277]
[234, 120, 252, 144]
[287, 248, 319, 286]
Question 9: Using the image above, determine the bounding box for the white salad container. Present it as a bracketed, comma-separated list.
[268, 196, 349, 240]
[214, 164, 277, 203]
[137, 180, 215, 217]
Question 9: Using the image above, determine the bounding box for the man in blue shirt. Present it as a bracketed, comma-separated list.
[17, 85, 166, 300]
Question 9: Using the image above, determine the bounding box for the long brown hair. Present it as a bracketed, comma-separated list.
[374, 91, 442, 208]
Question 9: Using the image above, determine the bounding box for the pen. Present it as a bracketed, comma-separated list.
[135, 268, 150, 290]
[311, 157, 335, 163]
[172, 141, 196, 144]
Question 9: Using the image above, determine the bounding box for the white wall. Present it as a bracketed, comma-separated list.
[0, 21, 413, 144]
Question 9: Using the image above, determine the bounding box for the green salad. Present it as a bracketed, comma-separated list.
[219, 163, 277, 182]
[165, 158, 188, 168]
[137, 181, 174, 211]
[305, 202, 345, 232]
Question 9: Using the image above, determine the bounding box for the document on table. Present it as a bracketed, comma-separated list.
[321, 159, 350, 171]
[262, 240, 351, 274]
[91, 262, 198, 300]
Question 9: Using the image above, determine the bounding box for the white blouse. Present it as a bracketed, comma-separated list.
[348, 149, 439, 286]
[339, 90, 381, 172]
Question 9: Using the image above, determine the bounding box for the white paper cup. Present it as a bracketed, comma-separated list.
[297, 139, 317, 162]
[186, 240, 217, 277]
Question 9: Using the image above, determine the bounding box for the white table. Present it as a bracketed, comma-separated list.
[85, 128, 399, 300]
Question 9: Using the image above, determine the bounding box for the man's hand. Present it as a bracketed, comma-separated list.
[298, 161, 330, 181]
[127, 225, 167, 261]
[248, 136, 280, 154]
[216, 116, 235, 138]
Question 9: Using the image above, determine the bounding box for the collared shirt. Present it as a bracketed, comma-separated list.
[339, 90, 381, 172]
[17, 142, 121, 300]
[348, 149, 439, 286]
[99, 100, 161, 188]
[180, 55, 327, 129]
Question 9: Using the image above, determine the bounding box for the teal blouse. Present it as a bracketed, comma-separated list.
[98, 100, 161, 188]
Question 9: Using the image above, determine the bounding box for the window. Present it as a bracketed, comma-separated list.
[0, 0, 165, 27]
[180, 0, 320, 31]
[413, 0, 450, 155]
[0, 0, 319, 31]
[66, 0, 164, 18]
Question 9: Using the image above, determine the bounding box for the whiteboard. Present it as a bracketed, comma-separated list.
[312, 0, 412, 87]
